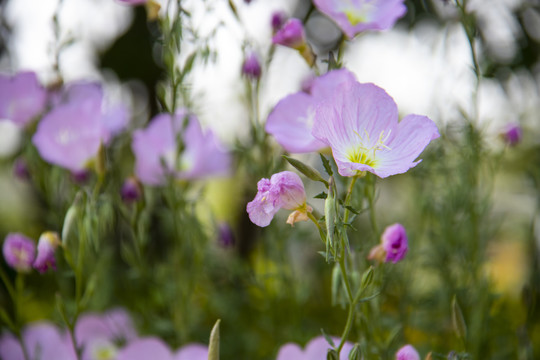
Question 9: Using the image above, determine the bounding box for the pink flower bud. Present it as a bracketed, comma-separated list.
[2, 233, 35, 272]
[241, 52, 262, 80]
[33, 232, 61, 273]
[381, 223, 408, 263]
[501, 123, 522, 146]
[396, 344, 420, 360]
[121, 177, 143, 204]
[272, 18, 306, 50]
[271, 11, 287, 33]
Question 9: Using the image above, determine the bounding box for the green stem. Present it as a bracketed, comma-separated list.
[307, 211, 326, 244]
[365, 175, 379, 237]
[343, 175, 359, 224]
[337, 300, 356, 354]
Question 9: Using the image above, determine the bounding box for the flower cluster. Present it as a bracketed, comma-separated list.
[2, 232, 61, 274]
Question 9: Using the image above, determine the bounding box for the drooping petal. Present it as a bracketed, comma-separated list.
[270, 171, 306, 210]
[373, 114, 440, 178]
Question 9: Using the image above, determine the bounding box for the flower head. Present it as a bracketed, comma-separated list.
[242, 51, 262, 80]
[276, 335, 353, 360]
[32, 82, 128, 172]
[33, 231, 61, 273]
[313, 0, 407, 38]
[266, 68, 357, 153]
[247, 171, 311, 227]
[121, 177, 143, 203]
[312, 82, 439, 178]
[0, 72, 47, 127]
[501, 123, 522, 146]
[272, 18, 306, 49]
[132, 111, 230, 186]
[396, 344, 420, 360]
[2, 233, 35, 272]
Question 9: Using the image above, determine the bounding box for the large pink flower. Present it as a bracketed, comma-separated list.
[266, 69, 357, 153]
[313, 0, 407, 38]
[312, 82, 439, 178]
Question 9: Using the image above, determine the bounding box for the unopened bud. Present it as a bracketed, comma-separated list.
[33, 232, 61, 274]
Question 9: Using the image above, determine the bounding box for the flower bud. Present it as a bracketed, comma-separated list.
[241, 52, 262, 81]
[396, 345, 420, 360]
[121, 176, 143, 204]
[272, 18, 306, 50]
[2, 233, 35, 272]
[381, 223, 408, 263]
[33, 231, 61, 273]
[501, 123, 522, 146]
[271, 11, 287, 33]
[217, 222, 235, 248]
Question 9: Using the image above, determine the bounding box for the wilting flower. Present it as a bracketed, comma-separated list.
[0, 72, 47, 128]
[312, 82, 439, 178]
[247, 171, 311, 227]
[271, 11, 288, 33]
[132, 111, 230, 186]
[241, 51, 262, 80]
[0, 322, 76, 360]
[33, 231, 61, 273]
[501, 123, 522, 146]
[121, 177, 143, 203]
[276, 335, 354, 360]
[266, 69, 356, 153]
[368, 223, 408, 263]
[32, 82, 128, 172]
[2, 233, 35, 272]
[395, 344, 420, 360]
[313, 0, 407, 38]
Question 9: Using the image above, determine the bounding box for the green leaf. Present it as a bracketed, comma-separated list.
[282, 155, 328, 186]
[360, 267, 374, 290]
[314, 192, 328, 199]
[452, 296, 467, 341]
[320, 154, 333, 176]
[327, 349, 339, 360]
[208, 319, 221, 360]
[320, 328, 335, 348]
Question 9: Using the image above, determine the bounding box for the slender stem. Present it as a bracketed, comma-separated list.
[307, 211, 326, 244]
[338, 255, 353, 303]
[337, 300, 356, 354]
[14, 274, 30, 360]
[343, 175, 358, 224]
[0, 266, 16, 300]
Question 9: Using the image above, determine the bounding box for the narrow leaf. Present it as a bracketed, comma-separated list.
[208, 319, 221, 360]
[283, 155, 328, 186]
[320, 154, 333, 176]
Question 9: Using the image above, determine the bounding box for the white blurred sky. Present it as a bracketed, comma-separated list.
[1, 0, 540, 156]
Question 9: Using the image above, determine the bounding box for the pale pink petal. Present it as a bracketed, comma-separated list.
[175, 343, 208, 360]
[116, 338, 173, 360]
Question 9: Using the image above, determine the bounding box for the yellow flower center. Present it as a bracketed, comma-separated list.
[346, 129, 391, 167]
[344, 9, 368, 26]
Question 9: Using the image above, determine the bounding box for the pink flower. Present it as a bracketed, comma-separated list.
[313, 0, 407, 38]
[276, 336, 354, 360]
[131, 111, 230, 186]
[368, 223, 408, 263]
[115, 338, 208, 360]
[271, 11, 288, 33]
[396, 344, 420, 360]
[2, 233, 35, 272]
[272, 18, 306, 49]
[501, 123, 522, 146]
[266, 69, 357, 153]
[33, 232, 61, 273]
[312, 82, 439, 178]
[0, 72, 47, 127]
[246, 171, 311, 227]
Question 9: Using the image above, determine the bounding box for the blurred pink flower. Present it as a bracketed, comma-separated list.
[368, 223, 408, 263]
[313, 0, 407, 38]
[2, 233, 35, 272]
[501, 123, 522, 146]
[132, 111, 230, 186]
[266, 69, 356, 153]
[312, 82, 439, 178]
[276, 335, 354, 360]
[116, 338, 208, 360]
[272, 18, 306, 49]
[242, 51, 262, 80]
[396, 344, 420, 360]
[0, 72, 47, 127]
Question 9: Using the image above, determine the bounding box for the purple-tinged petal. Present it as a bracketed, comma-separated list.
[242, 52, 262, 80]
[276, 336, 353, 360]
[501, 122, 522, 146]
[24, 322, 76, 360]
[175, 343, 208, 360]
[0, 72, 47, 127]
[373, 114, 440, 178]
[270, 171, 306, 210]
[116, 338, 174, 360]
[100, 104, 129, 144]
[396, 344, 420, 360]
[265, 92, 327, 153]
[2, 233, 35, 272]
[309, 68, 357, 99]
[313, 0, 406, 38]
[0, 332, 24, 360]
[75, 308, 136, 347]
[271, 11, 288, 33]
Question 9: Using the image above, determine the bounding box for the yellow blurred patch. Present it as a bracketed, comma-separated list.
[484, 241, 528, 297]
